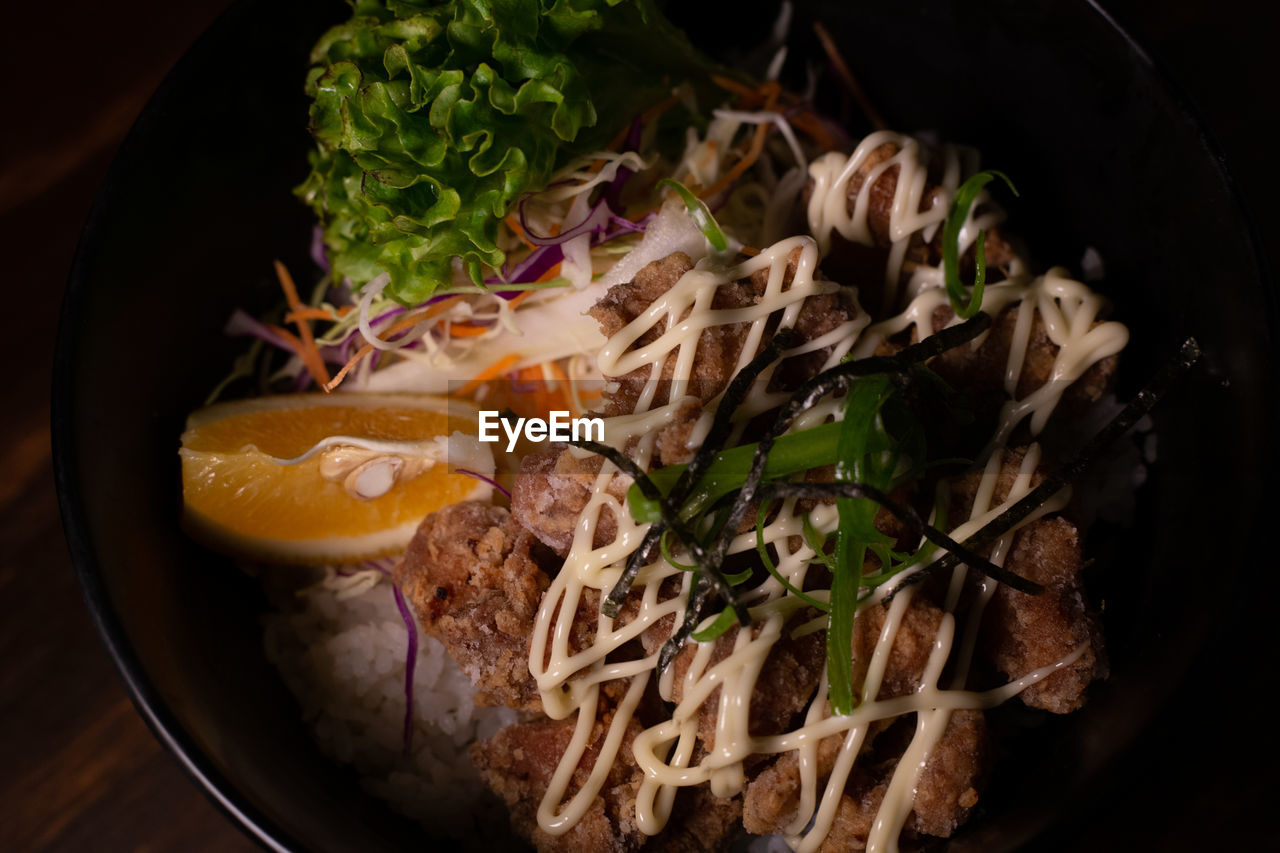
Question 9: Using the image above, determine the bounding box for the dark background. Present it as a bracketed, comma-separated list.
[1, 1, 1274, 850]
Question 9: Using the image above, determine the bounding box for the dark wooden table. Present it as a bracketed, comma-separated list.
[2, 1, 1274, 850]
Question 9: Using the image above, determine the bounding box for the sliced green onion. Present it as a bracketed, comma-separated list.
[942, 170, 1018, 319]
[827, 377, 891, 715]
[801, 514, 836, 572]
[691, 606, 739, 642]
[628, 421, 897, 524]
[755, 502, 831, 611]
[658, 178, 728, 251]
[659, 528, 699, 571]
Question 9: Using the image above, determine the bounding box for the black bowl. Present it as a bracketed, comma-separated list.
[54, 1, 1274, 850]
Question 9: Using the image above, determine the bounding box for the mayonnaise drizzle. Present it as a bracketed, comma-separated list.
[524, 136, 1127, 850]
[806, 131, 1007, 309]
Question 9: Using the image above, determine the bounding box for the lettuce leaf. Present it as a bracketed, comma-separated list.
[296, 0, 714, 304]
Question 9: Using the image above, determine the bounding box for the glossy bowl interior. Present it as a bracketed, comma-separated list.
[55, 0, 1273, 850]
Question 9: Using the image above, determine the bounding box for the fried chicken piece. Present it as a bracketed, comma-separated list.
[925, 303, 1117, 420]
[809, 139, 1017, 316]
[983, 516, 1106, 713]
[842, 141, 1014, 266]
[639, 612, 827, 751]
[393, 501, 555, 711]
[472, 694, 742, 852]
[471, 706, 646, 853]
[511, 444, 625, 557]
[588, 249, 852, 453]
[949, 448, 1106, 713]
[871, 300, 1116, 435]
[743, 596, 959, 839]
[516, 248, 855, 554]
[851, 597, 945, 701]
[817, 710, 988, 851]
[743, 710, 988, 848]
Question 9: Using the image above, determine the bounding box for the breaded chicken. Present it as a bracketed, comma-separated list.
[949, 448, 1107, 712]
[394, 502, 555, 711]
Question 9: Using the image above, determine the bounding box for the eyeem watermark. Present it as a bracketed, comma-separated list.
[478, 410, 605, 452]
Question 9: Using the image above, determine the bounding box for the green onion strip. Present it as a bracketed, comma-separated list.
[828, 375, 898, 715]
[658, 178, 729, 251]
[942, 170, 1018, 319]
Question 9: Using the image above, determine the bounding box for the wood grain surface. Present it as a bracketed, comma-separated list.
[1, 1, 1274, 851]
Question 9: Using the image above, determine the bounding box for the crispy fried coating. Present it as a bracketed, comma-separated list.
[925, 303, 1117, 418]
[852, 597, 945, 701]
[742, 710, 988, 848]
[471, 705, 646, 853]
[394, 501, 554, 711]
[515, 248, 854, 555]
[640, 612, 827, 751]
[871, 301, 1117, 431]
[471, 695, 743, 852]
[809, 139, 1018, 316]
[649, 787, 743, 853]
[984, 516, 1107, 713]
[510, 444, 626, 557]
[842, 141, 1015, 267]
[949, 448, 1107, 713]
[588, 249, 852, 445]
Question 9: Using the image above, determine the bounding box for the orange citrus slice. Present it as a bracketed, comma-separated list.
[180, 393, 491, 564]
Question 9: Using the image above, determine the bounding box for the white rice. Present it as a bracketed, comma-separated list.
[261, 568, 795, 849]
[262, 568, 520, 846]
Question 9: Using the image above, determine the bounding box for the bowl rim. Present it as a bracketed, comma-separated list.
[52, 0, 308, 848]
[51, 1, 1276, 851]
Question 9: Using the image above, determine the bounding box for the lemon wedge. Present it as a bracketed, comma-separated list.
[179, 394, 491, 564]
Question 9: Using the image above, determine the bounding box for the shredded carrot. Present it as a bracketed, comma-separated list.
[588, 90, 685, 174]
[323, 296, 463, 392]
[739, 245, 761, 256]
[788, 109, 841, 152]
[506, 290, 535, 310]
[265, 324, 304, 352]
[516, 365, 546, 382]
[376, 297, 463, 344]
[448, 323, 490, 338]
[544, 360, 581, 417]
[283, 305, 353, 324]
[453, 354, 522, 397]
[535, 262, 563, 284]
[640, 91, 685, 124]
[813, 21, 886, 131]
[274, 260, 332, 389]
[504, 213, 537, 250]
[545, 359, 571, 385]
[699, 123, 768, 201]
[712, 74, 759, 101]
[698, 83, 779, 202]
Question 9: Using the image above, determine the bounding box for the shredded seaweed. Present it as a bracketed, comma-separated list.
[653, 314, 994, 675]
[754, 481, 1042, 594]
[885, 336, 1203, 600]
[602, 329, 798, 617]
[567, 438, 751, 627]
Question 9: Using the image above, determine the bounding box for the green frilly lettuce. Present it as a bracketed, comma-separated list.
[296, 0, 714, 304]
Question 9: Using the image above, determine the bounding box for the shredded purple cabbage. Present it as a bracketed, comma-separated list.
[310, 225, 330, 272]
[491, 242, 565, 285]
[605, 118, 643, 209]
[225, 309, 297, 352]
[391, 582, 419, 757]
[456, 468, 512, 499]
